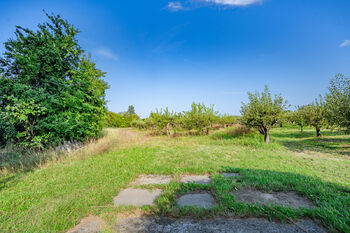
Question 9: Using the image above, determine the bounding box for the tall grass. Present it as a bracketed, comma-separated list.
[0, 128, 148, 174]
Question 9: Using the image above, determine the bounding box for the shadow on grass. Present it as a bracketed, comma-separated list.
[276, 136, 350, 156]
[0, 148, 55, 191]
[217, 167, 349, 232]
[153, 167, 349, 232]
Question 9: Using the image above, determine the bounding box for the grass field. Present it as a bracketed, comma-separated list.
[0, 126, 349, 232]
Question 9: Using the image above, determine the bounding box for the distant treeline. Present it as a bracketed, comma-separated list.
[129, 75, 350, 144]
[104, 105, 139, 128]
[0, 13, 349, 149]
[130, 103, 239, 136]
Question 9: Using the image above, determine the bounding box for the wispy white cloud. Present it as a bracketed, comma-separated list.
[166, 0, 261, 12]
[340, 40, 350, 47]
[203, 0, 261, 6]
[94, 48, 118, 60]
[167, 1, 184, 11]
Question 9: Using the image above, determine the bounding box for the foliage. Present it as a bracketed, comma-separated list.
[215, 114, 239, 127]
[148, 108, 178, 136]
[240, 86, 288, 144]
[131, 103, 222, 136]
[104, 111, 139, 128]
[303, 98, 327, 137]
[292, 106, 309, 132]
[127, 105, 136, 115]
[325, 73, 350, 131]
[0, 13, 108, 148]
[131, 119, 147, 129]
[180, 102, 218, 135]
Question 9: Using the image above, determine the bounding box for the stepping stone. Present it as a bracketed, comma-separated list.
[133, 175, 172, 185]
[115, 217, 326, 233]
[67, 216, 102, 233]
[220, 172, 240, 178]
[113, 188, 162, 207]
[177, 193, 216, 209]
[233, 189, 314, 209]
[180, 175, 211, 184]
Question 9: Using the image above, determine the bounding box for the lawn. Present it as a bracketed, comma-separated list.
[0, 126, 349, 232]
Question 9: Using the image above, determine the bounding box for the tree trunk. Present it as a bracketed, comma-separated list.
[166, 123, 171, 137]
[300, 125, 303, 133]
[206, 127, 209, 135]
[264, 131, 270, 144]
[316, 128, 321, 137]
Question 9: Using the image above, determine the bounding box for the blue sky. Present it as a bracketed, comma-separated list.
[1, 0, 350, 116]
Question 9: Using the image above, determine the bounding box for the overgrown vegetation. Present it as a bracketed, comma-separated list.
[131, 102, 238, 136]
[104, 105, 139, 128]
[0, 127, 348, 232]
[0, 13, 108, 149]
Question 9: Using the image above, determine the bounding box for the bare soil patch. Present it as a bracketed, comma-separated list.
[233, 189, 314, 209]
[67, 216, 103, 233]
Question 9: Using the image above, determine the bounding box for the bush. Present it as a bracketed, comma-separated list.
[131, 119, 147, 129]
[104, 111, 139, 128]
[0, 13, 108, 148]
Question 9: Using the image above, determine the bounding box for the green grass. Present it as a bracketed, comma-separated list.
[0, 127, 349, 232]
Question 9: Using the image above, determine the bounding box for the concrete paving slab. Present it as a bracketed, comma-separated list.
[234, 189, 314, 209]
[67, 216, 102, 233]
[180, 175, 211, 184]
[133, 175, 172, 185]
[220, 172, 240, 178]
[177, 193, 216, 209]
[115, 217, 326, 233]
[113, 188, 162, 207]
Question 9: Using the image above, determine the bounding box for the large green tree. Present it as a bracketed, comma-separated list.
[0, 13, 108, 148]
[325, 74, 350, 132]
[241, 86, 288, 144]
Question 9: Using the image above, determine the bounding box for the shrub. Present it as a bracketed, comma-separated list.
[104, 111, 139, 128]
[0, 13, 108, 148]
[131, 119, 147, 129]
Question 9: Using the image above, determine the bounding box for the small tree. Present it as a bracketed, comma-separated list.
[127, 105, 136, 115]
[325, 74, 350, 132]
[304, 98, 326, 137]
[240, 86, 288, 144]
[181, 102, 218, 135]
[148, 108, 178, 136]
[293, 106, 309, 132]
